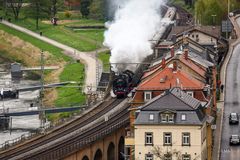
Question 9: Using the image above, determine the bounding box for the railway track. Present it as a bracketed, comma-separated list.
[0, 97, 124, 160]
[172, 4, 193, 26]
[20, 101, 130, 160]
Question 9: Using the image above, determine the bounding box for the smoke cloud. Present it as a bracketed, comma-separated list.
[104, 0, 167, 72]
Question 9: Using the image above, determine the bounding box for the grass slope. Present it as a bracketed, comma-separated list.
[0, 23, 71, 62]
[55, 62, 85, 107]
[0, 23, 86, 121]
[98, 51, 110, 72]
[12, 18, 105, 52]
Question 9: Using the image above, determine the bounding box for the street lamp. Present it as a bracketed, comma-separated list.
[211, 14, 216, 26]
[226, 0, 230, 39]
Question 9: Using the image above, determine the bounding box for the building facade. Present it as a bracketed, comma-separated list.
[134, 88, 207, 160]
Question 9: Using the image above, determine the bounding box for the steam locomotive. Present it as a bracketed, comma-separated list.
[112, 70, 134, 98]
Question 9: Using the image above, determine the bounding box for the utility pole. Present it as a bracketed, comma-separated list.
[227, 0, 230, 39]
[95, 31, 101, 101]
[40, 50, 45, 128]
[95, 32, 99, 88]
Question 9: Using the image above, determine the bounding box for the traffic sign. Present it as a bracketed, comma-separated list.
[222, 20, 233, 32]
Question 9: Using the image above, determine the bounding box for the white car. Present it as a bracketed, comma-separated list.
[230, 135, 240, 145]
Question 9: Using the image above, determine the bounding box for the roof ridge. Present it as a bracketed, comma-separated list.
[169, 90, 195, 110]
[169, 88, 200, 110]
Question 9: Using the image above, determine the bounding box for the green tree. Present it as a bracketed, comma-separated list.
[205, 0, 224, 25]
[195, 0, 240, 25]
[7, 0, 23, 20]
[26, 0, 49, 30]
[80, 0, 91, 18]
[50, 0, 64, 17]
[195, 0, 205, 24]
[89, 0, 104, 20]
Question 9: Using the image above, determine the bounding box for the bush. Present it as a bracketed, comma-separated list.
[64, 11, 72, 18]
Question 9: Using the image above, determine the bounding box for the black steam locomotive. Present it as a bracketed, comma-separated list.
[112, 55, 153, 98]
[112, 70, 134, 98]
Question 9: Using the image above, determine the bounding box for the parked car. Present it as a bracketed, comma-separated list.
[229, 113, 239, 124]
[230, 135, 240, 145]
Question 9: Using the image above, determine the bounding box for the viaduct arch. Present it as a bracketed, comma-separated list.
[64, 127, 125, 160]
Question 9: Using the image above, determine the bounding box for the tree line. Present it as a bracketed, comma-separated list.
[0, 0, 106, 19]
[0, 0, 106, 29]
[185, 0, 240, 25]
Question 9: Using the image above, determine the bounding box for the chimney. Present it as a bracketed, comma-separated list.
[173, 61, 177, 71]
[162, 58, 166, 69]
[184, 49, 189, 60]
[170, 46, 174, 57]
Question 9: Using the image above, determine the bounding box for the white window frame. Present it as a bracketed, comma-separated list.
[161, 114, 167, 122]
[181, 114, 186, 121]
[182, 154, 191, 160]
[145, 154, 153, 160]
[161, 114, 174, 123]
[164, 133, 172, 145]
[182, 133, 190, 146]
[168, 114, 174, 122]
[164, 154, 172, 160]
[149, 114, 154, 121]
[145, 132, 153, 145]
[186, 91, 193, 97]
[144, 91, 152, 101]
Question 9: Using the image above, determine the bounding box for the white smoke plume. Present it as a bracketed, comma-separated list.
[104, 0, 167, 72]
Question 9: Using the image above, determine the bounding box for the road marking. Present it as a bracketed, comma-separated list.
[221, 148, 231, 153]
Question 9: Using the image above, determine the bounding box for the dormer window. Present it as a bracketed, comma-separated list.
[161, 114, 167, 122]
[168, 114, 174, 122]
[161, 113, 174, 123]
[186, 91, 193, 97]
[144, 91, 152, 102]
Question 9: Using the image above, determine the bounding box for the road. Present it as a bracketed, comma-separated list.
[220, 16, 240, 160]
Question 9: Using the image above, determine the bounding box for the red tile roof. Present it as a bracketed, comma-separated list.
[138, 67, 205, 91]
[142, 51, 207, 80]
[178, 55, 206, 77]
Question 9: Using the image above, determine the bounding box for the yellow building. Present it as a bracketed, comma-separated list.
[133, 88, 208, 160]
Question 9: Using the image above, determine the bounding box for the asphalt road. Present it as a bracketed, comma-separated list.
[220, 17, 240, 160]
